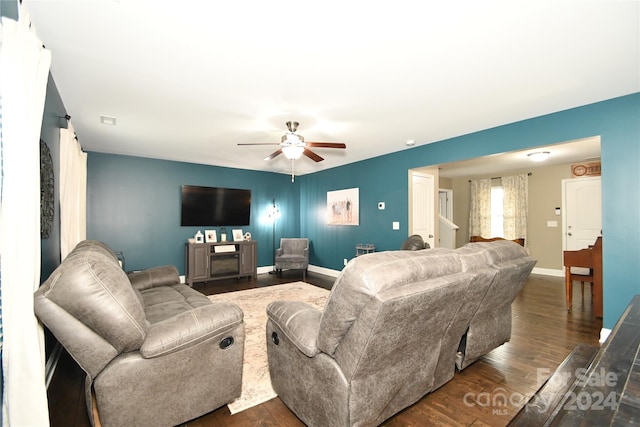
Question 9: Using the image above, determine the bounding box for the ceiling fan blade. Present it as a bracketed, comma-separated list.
[264, 149, 283, 161]
[237, 143, 280, 146]
[303, 149, 324, 162]
[306, 142, 346, 149]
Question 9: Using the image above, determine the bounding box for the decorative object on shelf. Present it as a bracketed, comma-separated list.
[195, 230, 204, 243]
[233, 229, 244, 242]
[244, 232, 252, 241]
[40, 139, 54, 239]
[187, 238, 196, 244]
[219, 227, 227, 242]
[327, 187, 359, 226]
[205, 229, 217, 243]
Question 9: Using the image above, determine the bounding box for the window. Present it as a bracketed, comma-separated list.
[490, 186, 504, 237]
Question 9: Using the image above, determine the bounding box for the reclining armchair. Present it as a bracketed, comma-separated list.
[275, 237, 309, 280]
[266, 249, 478, 427]
[34, 240, 245, 427]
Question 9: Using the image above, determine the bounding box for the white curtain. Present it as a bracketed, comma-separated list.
[502, 174, 528, 242]
[0, 6, 51, 427]
[60, 123, 87, 260]
[468, 178, 492, 239]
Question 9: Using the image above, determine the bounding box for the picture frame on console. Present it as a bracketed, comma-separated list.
[205, 229, 217, 243]
[232, 229, 243, 242]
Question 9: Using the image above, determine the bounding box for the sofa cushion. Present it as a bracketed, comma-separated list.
[140, 284, 213, 324]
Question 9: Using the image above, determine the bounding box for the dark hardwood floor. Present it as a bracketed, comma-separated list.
[46, 272, 602, 427]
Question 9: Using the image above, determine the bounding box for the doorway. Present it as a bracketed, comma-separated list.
[409, 169, 436, 248]
[562, 176, 602, 251]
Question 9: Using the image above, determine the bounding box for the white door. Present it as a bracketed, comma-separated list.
[410, 172, 435, 248]
[562, 176, 602, 251]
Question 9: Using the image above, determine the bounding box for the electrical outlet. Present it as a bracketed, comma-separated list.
[344, 258, 348, 266]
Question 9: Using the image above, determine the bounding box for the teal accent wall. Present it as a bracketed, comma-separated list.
[298, 93, 640, 329]
[87, 153, 300, 273]
[85, 93, 638, 329]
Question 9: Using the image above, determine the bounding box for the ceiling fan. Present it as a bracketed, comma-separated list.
[238, 121, 346, 182]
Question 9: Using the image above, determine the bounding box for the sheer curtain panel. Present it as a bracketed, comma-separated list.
[60, 123, 87, 260]
[502, 174, 529, 242]
[0, 6, 51, 427]
[468, 178, 492, 240]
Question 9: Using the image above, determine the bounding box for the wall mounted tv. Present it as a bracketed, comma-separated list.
[180, 185, 251, 226]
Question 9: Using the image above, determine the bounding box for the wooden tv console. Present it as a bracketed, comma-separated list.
[184, 240, 257, 286]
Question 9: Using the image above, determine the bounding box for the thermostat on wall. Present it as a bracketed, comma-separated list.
[378, 202, 385, 210]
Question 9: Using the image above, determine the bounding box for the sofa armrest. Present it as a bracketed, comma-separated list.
[128, 265, 180, 291]
[267, 300, 321, 357]
[140, 302, 243, 358]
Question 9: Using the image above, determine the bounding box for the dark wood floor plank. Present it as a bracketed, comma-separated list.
[46, 272, 602, 427]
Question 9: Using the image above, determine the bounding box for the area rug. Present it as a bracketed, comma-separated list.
[208, 282, 330, 414]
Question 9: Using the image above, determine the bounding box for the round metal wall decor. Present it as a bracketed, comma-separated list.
[40, 139, 54, 239]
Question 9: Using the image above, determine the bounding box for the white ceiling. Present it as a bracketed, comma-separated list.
[436, 136, 603, 178]
[26, 1, 639, 177]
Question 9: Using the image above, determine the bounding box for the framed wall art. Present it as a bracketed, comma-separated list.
[327, 188, 359, 226]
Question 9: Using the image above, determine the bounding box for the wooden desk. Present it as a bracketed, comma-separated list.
[563, 236, 602, 318]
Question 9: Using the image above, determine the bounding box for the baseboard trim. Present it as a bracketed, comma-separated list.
[308, 265, 341, 278]
[600, 328, 612, 344]
[45, 342, 63, 389]
[532, 267, 564, 277]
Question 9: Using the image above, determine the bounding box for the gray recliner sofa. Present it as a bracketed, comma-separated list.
[34, 240, 245, 427]
[266, 241, 535, 427]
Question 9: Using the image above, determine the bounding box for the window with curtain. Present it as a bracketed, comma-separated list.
[469, 174, 528, 242]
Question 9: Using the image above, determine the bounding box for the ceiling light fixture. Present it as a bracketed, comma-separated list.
[282, 145, 305, 160]
[527, 151, 550, 162]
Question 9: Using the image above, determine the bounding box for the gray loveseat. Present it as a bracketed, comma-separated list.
[34, 240, 245, 427]
[266, 240, 535, 427]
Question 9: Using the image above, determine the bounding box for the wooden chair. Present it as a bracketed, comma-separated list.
[470, 236, 525, 247]
[563, 236, 602, 317]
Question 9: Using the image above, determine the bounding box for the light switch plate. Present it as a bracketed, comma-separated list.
[392, 221, 400, 230]
[547, 220, 558, 227]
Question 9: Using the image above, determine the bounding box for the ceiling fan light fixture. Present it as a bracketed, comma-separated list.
[282, 145, 305, 159]
[527, 151, 550, 162]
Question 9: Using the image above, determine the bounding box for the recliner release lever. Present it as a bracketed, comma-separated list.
[219, 336, 234, 349]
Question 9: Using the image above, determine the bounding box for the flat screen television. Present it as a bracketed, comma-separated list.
[181, 185, 251, 226]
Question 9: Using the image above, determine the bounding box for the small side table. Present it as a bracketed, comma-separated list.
[356, 244, 375, 257]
